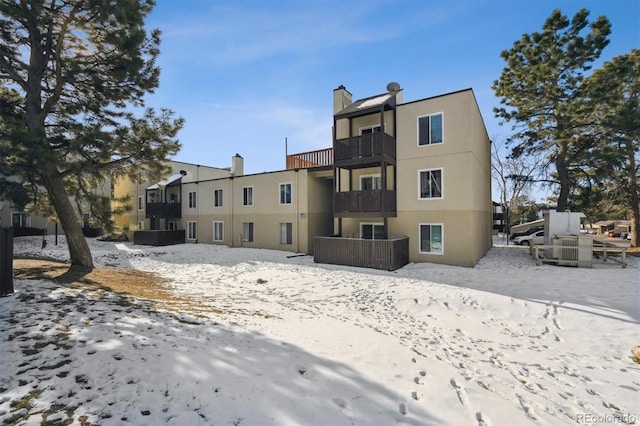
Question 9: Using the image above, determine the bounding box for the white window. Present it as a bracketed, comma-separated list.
[419, 223, 443, 254]
[279, 183, 292, 204]
[168, 221, 178, 230]
[137, 196, 144, 210]
[243, 222, 254, 242]
[213, 221, 224, 242]
[360, 124, 383, 135]
[188, 191, 197, 208]
[418, 112, 443, 146]
[214, 189, 223, 207]
[187, 221, 197, 240]
[418, 168, 443, 199]
[360, 174, 381, 191]
[243, 186, 254, 206]
[137, 221, 144, 230]
[361, 223, 385, 240]
[279, 222, 292, 245]
[11, 212, 30, 228]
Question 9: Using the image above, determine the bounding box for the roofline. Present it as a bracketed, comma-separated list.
[165, 159, 230, 171]
[398, 87, 474, 107]
[399, 88, 490, 142]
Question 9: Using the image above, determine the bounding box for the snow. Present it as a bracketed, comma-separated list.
[1, 236, 638, 425]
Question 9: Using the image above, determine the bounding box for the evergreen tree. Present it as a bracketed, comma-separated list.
[0, 0, 183, 269]
[492, 8, 611, 212]
[582, 50, 640, 246]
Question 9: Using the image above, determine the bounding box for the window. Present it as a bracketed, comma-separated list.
[418, 169, 443, 199]
[187, 221, 197, 240]
[11, 212, 29, 228]
[360, 174, 381, 191]
[243, 186, 253, 206]
[137, 221, 144, 230]
[279, 222, 293, 245]
[188, 191, 197, 208]
[243, 222, 254, 242]
[418, 113, 443, 146]
[138, 196, 144, 210]
[419, 224, 443, 254]
[361, 223, 385, 240]
[168, 221, 178, 230]
[213, 221, 224, 242]
[360, 125, 382, 135]
[359, 125, 383, 157]
[214, 189, 223, 207]
[279, 183, 292, 204]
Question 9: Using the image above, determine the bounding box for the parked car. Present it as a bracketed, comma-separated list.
[514, 229, 544, 246]
[607, 230, 622, 238]
[510, 226, 544, 241]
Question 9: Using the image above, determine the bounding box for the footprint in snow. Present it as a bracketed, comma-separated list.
[331, 397, 347, 410]
[399, 402, 407, 415]
[450, 378, 469, 407]
[476, 411, 492, 426]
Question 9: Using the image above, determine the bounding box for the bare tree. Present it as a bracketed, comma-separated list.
[492, 139, 545, 242]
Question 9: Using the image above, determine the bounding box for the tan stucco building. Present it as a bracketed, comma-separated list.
[114, 83, 491, 268]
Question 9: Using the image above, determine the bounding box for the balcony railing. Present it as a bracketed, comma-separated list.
[334, 190, 396, 215]
[286, 147, 334, 169]
[314, 236, 409, 271]
[146, 202, 182, 218]
[334, 132, 395, 163]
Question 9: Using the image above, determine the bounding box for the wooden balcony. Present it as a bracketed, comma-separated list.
[334, 189, 396, 217]
[314, 236, 409, 271]
[286, 147, 333, 169]
[146, 202, 182, 218]
[334, 132, 395, 165]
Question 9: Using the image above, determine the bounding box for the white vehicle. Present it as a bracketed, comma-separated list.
[514, 229, 544, 246]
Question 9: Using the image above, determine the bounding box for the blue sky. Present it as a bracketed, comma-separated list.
[145, 0, 639, 178]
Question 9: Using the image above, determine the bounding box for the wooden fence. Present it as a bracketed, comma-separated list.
[314, 236, 409, 271]
[133, 230, 185, 246]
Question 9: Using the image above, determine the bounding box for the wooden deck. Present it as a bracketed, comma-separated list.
[314, 236, 409, 271]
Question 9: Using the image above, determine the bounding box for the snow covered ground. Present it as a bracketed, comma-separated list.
[1, 236, 638, 425]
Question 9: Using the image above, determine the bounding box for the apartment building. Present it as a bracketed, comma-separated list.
[114, 83, 491, 268]
[0, 177, 111, 235]
[114, 155, 334, 254]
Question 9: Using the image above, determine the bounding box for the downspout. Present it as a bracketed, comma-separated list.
[296, 169, 300, 253]
[196, 165, 200, 243]
[230, 176, 234, 247]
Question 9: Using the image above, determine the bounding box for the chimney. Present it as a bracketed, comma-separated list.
[333, 85, 352, 115]
[231, 153, 243, 176]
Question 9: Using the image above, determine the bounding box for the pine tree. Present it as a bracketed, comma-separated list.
[582, 50, 640, 246]
[0, 0, 183, 269]
[492, 8, 611, 212]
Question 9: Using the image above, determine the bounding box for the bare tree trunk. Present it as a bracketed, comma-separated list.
[41, 165, 94, 270]
[555, 142, 570, 212]
[627, 145, 639, 247]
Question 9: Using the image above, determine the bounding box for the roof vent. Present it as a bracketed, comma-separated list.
[387, 82, 401, 92]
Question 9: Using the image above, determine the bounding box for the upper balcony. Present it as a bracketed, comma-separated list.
[146, 202, 182, 219]
[334, 189, 396, 217]
[286, 147, 333, 170]
[334, 132, 396, 167]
